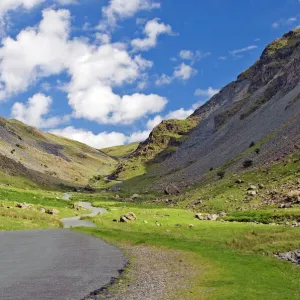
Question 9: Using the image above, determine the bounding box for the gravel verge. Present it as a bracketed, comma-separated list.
[84, 245, 200, 300]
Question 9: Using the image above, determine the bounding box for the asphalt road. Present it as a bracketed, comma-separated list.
[0, 229, 127, 300]
[61, 202, 107, 229]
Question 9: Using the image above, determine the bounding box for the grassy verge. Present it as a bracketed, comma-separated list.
[0, 186, 88, 230]
[76, 199, 300, 300]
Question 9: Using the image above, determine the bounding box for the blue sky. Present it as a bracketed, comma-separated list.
[0, 0, 299, 148]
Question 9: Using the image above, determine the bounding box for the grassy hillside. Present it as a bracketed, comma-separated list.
[0, 117, 117, 187]
[102, 142, 139, 158]
[108, 117, 200, 181]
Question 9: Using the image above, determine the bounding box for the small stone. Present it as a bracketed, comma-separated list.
[247, 191, 257, 196]
[248, 185, 257, 190]
[120, 216, 128, 223]
[188, 224, 194, 228]
[143, 220, 148, 224]
[38, 207, 46, 213]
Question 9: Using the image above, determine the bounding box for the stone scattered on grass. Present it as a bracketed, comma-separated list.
[248, 185, 257, 191]
[195, 213, 221, 221]
[236, 179, 244, 184]
[247, 191, 257, 196]
[188, 224, 194, 228]
[164, 184, 180, 195]
[46, 208, 60, 215]
[277, 250, 300, 265]
[120, 212, 137, 222]
[38, 207, 46, 213]
[130, 194, 141, 200]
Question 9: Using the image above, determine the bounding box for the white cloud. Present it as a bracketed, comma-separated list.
[0, 8, 71, 99]
[51, 126, 127, 148]
[127, 130, 150, 143]
[173, 63, 197, 80]
[179, 50, 210, 63]
[147, 114, 162, 129]
[192, 87, 219, 110]
[156, 62, 197, 86]
[165, 108, 193, 120]
[194, 87, 219, 98]
[0, 9, 167, 126]
[69, 83, 167, 124]
[0, 0, 45, 35]
[11, 93, 69, 129]
[100, 0, 160, 30]
[218, 56, 227, 60]
[272, 17, 297, 28]
[0, 0, 44, 15]
[131, 18, 172, 51]
[230, 45, 257, 56]
[155, 74, 173, 85]
[179, 50, 193, 60]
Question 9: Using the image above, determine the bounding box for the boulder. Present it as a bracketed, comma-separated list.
[195, 213, 205, 220]
[124, 212, 137, 221]
[236, 179, 244, 184]
[207, 214, 219, 221]
[258, 184, 265, 189]
[120, 216, 128, 223]
[120, 212, 137, 222]
[164, 184, 180, 195]
[46, 208, 59, 215]
[130, 194, 141, 200]
[248, 185, 257, 190]
[38, 207, 46, 213]
[247, 191, 257, 196]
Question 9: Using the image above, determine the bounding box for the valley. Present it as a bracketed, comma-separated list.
[1, 28, 300, 300]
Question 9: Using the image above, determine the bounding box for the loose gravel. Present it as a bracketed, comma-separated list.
[85, 245, 200, 300]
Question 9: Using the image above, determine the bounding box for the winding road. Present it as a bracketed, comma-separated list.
[0, 198, 126, 300]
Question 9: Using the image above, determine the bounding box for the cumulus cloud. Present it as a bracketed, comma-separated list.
[173, 63, 197, 80]
[100, 0, 160, 30]
[51, 126, 127, 148]
[179, 50, 210, 63]
[156, 62, 197, 85]
[132, 18, 172, 51]
[165, 108, 193, 120]
[69, 84, 167, 124]
[0, 9, 167, 125]
[0, 0, 44, 15]
[193, 87, 220, 109]
[0, 8, 71, 99]
[194, 87, 219, 98]
[11, 93, 69, 128]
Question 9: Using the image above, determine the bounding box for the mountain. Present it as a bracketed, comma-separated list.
[0, 117, 117, 187]
[106, 117, 200, 181]
[147, 28, 300, 191]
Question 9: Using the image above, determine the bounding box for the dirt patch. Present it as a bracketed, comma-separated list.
[85, 245, 200, 300]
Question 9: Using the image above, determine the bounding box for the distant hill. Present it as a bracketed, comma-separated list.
[0, 117, 117, 187]
[106, 117, 200, 181]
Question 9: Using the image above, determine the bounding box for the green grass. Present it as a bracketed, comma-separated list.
[101, 142, 139, 157]
[76, 199, 300, 300]
[0, 186, 88, 230]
